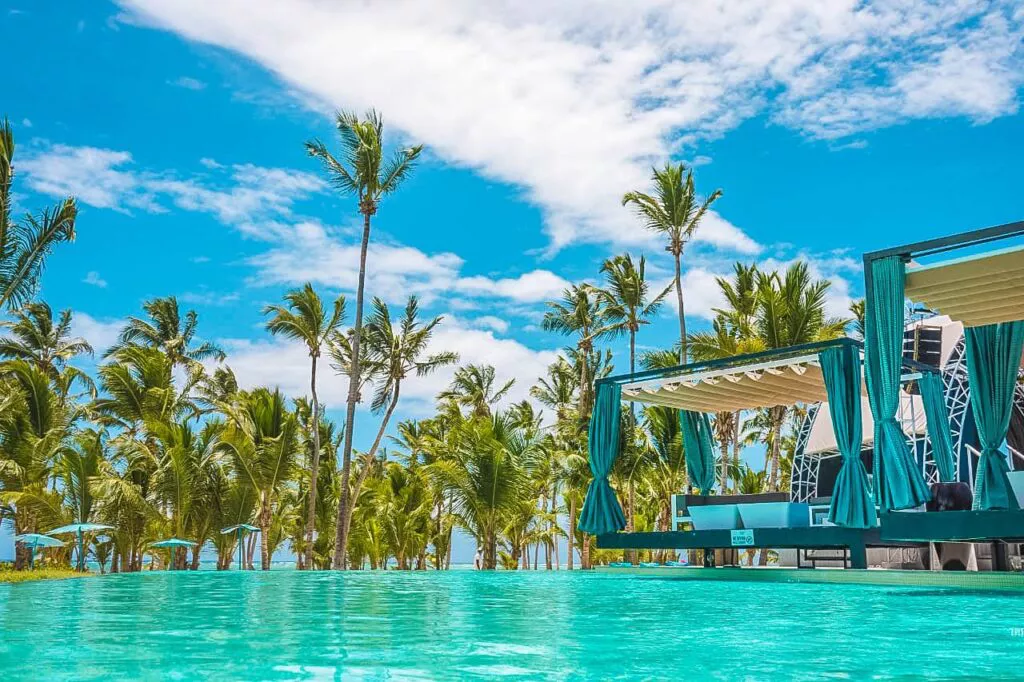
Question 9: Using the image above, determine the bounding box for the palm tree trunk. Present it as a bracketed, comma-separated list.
[718, 418, 730, 493]
[334, 208, 372, 569]
[260, 495, 271, 570]
[303, 354, 321, 570]
[626, 481, 636, 565]
[732, 412, 741, 494]
[673, 250, 687, 363]
[768, 406, 787, 491]
[567, 497, 575, 570]
[581, 534, 591, 569]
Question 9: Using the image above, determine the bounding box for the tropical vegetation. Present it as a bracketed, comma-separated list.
[0, 113, 857, 573]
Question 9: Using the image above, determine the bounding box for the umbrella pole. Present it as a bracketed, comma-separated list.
[29, 544, 35, 570]
[237, 529, 242, 571]
[78, 530, 84, 572]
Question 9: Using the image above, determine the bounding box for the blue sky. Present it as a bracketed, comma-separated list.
[4, 0, 1024, 457]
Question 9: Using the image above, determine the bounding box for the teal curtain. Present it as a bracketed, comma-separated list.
[918, 372, 956, 483]
[680, 410, 716, 495]
[865, 256, 931, 510]
[578, 383, 627, 534]
[965, 322, 1024, 510]
[821, 344, 877, 528]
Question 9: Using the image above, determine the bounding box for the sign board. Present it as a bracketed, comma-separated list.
[730, 529, 755, 547]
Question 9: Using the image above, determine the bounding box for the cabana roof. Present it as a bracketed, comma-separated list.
[604, 338, 931, 415]
[866, 220, 1024, 328]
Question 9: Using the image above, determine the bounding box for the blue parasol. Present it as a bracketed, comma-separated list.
[14, 533, 64, 569]
[150, 538, 197, 571]
[220, 524, 260, 570]
[47, 523, 114, 571]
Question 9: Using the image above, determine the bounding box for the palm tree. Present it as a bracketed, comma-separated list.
[753, 263, 848, 489]
[622, 163, 722, 363]
[219, 388, 299, 570]
[542, 285, 604, 420]
[109, 296, 225, 368]
[263, 282, 345, 570]
[439, 364, 514, 418]
[597, 254, 671, 374]
[306, 110, 423, 570]
[432, 412, 532, 569]
[0, 118, 78, 311]
[0, 302, 93, 380]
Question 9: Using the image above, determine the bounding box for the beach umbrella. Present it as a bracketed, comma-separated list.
[47, 523, 114, 571]
[220, 524, 260, 570]
[150, 538, 197, 571]
[14, 533, 64, 569]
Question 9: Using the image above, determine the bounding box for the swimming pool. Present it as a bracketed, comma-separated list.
[1, 571, 1021, 679]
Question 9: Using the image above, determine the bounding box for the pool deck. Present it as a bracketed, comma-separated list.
[594, 565, 1024, 591]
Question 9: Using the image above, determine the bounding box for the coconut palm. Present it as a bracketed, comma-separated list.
[542, 285, 605, 420]
[622, 163, 722, 363]
[0, 118, 78, 311]
[0, 360, 79, 567]
[432, 411, 532, 569]
[334, 297, 457, 555]
[438, 364, 514, 419]
[306, 110, 423, 570]
[597, 254, 671, 374]
[753, 262, 848, 489]
[109, 296, 225, 368]
[0, 302, 93, 381]
[263, 283, 345, 569]
[219, 388, 299, 570]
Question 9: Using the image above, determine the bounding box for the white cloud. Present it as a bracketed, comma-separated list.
[19, 143, 325, 227]
[455, 270, 570, 303]
[18, 145, 159, 211]
[199, 157, 223, 169]
[217, 315, 560, 424]
[83, 271, 108, 288]
[247, 219, 573, 305]
[471, 316, 510, 333]
[71, 312, 123, 356]
[21, 118, 31, 128]
[170, 76, 206, 90]
[117, 0, 1022, 252]
[179, 290, 240, 306]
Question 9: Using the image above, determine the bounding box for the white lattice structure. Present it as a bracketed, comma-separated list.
[790, 315, 1021, 502]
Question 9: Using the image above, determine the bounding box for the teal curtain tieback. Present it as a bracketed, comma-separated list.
[578, 383, 627, 534]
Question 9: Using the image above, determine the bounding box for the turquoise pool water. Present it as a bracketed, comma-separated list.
[1, 571, 1021, 680]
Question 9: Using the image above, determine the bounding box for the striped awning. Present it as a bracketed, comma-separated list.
[621, 356, 866, 412]
[905, 245, 1024, 327]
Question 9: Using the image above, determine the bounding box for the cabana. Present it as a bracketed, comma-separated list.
[585, 219, 1024, 575]
[861, 220, 1024, 560]
[581, 338, 940, 568]
[150, 538, 197, 571]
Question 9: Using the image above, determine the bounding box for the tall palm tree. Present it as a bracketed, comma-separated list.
[597, 254, 672, 374]
[263, 282, 345, 570]
[622, 163, 722, 363]
[109, 296, 225, 368]
[438, 364, 515, 418]
[335, 296, 457, 556]
[219, 388, 299, 570]
[542, 285, 604, 420]
[306, 110, 423, 570]
[0, 118, 78, 311]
